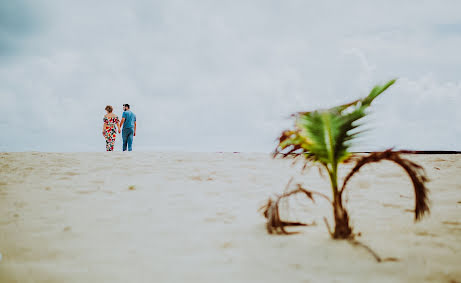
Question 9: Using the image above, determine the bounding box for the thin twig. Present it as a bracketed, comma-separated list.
[323, 217, 333, 237]
[348, 239, 382, 262]
[296, 184, 332, 204]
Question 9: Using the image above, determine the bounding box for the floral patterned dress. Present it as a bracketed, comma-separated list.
[103, 115, 119, 151]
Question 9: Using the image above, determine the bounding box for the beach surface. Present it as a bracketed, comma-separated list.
[0, 152, 460, 283]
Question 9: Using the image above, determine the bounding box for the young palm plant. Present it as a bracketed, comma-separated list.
[262, 79, 430, 240]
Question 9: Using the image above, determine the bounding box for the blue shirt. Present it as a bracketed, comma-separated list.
[122, 110, 136, 129]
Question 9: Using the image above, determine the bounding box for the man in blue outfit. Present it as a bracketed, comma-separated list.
[120, 104, 137, 151]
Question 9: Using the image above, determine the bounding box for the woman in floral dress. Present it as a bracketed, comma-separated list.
[102, 105, 121, 151]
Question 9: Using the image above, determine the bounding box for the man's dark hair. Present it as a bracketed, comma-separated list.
[123, 104, 130, 109]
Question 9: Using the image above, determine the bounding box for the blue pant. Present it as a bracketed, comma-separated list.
[122, 128, 134, 151]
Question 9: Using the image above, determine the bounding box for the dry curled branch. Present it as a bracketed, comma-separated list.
[340, 149, 430, 221]
[260, 181, 330, 235]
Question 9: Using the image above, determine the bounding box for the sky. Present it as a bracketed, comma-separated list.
[1, 0, 460, 152]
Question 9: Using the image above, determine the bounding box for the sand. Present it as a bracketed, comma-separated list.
[0, 152, 460, 282]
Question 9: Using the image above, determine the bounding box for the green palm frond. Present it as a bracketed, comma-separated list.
[275, 79, 397, 169]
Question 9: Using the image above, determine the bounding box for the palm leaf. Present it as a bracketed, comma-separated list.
[275, 79, 397, 168]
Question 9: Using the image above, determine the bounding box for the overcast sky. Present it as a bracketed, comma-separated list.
[1, 0, 460, 152]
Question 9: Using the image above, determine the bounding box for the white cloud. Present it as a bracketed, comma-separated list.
[0, 0, 460, 152]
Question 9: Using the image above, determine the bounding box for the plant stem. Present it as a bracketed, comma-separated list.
[327, 164, 339, 202]
[326, 163, 353, 239]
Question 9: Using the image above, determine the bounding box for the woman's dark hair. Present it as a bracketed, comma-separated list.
[105, 105, 113, 113]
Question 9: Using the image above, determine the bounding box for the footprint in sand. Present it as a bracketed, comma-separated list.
[14, 201, 26, 208]
[205, 212, 236, 224]
[386, 172, 405, 178]
[442, 221, 461, 233]
[190, 175, 202, 181]
[382, 203, 402, 208]
[290, 263, 302, 270]
[442, 221, 461, 226]
[415, 231, 437, 237]
[76, 188, 99, 194]
[189, 175, 214, 181]
[220, 242, 233, 249]
[356, 180, 371, 189]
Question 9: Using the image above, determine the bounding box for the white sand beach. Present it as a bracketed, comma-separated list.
[0, 152, 460, 283]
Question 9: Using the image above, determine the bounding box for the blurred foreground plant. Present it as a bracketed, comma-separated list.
[261, 79, 430, 241]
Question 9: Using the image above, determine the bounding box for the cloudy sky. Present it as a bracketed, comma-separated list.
[1, 0, 460, 152]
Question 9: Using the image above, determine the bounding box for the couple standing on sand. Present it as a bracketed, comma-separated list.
[102, 104, 137, 152]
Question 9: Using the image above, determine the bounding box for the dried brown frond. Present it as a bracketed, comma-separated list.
[342, 153, 363, 164]
[259, 198, 308, 235]
[340, 149, 430, 221]
[260, 182, 331, 235]
[273, 130, 310, 158]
